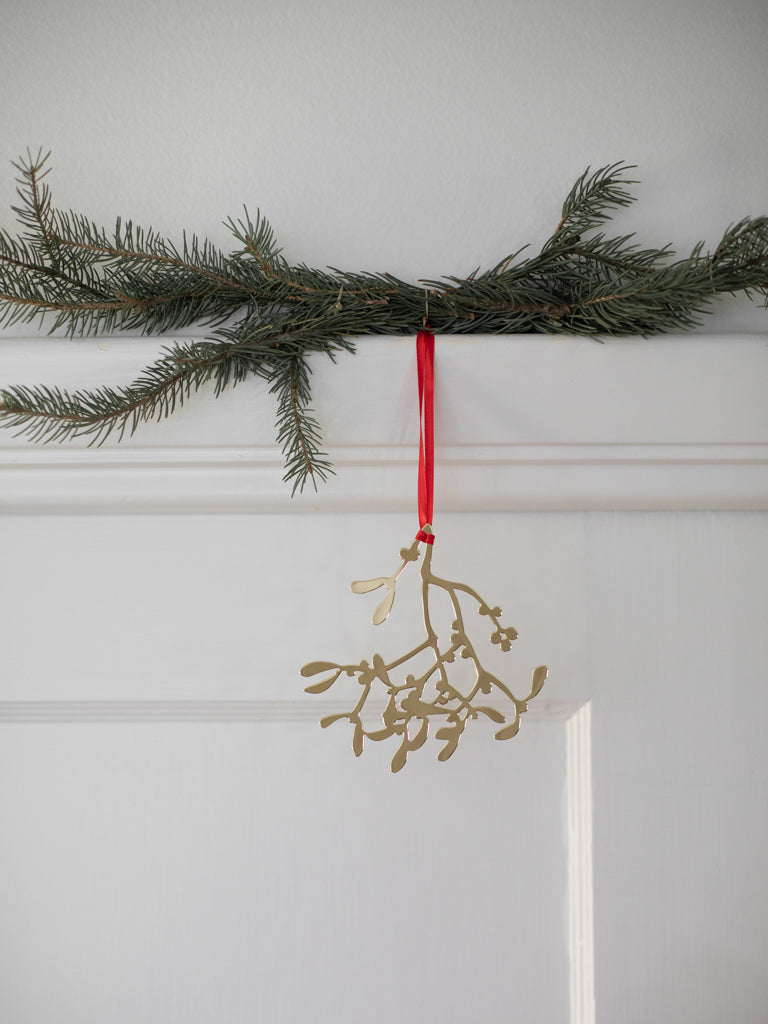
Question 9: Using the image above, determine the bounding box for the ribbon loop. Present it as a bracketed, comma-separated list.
[416, 329, 435, 541]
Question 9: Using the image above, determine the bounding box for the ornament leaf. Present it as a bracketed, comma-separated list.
[301, 661, 340, 677]
[371, 588, 396, 625]
[434, 725, 457, 740]
[528, 665, 549, 700]
[352, 722, 364, 757]
[350, 577, 389, 594]
[366, 726, 397, 742]
[304, 673, 340, 694]
[436, 723, 463, 762]
[408, 718, 430, 751]
[477, 706, 506, 724]
[495, 718, 521, 741]
[391, 744, 409, 774]
[320, 713, 348, 729]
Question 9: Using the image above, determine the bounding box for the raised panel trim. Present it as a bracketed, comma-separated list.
[567, 702, 595, 1024]
[0, 698, 580, 722]
[0, 696, 594, 1023]
[2, 333, 766, 513]
[2, 442, 766, 513]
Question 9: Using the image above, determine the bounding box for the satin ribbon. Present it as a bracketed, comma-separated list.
[416, 329, 435, 543]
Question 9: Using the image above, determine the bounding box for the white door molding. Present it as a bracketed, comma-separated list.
[1, 334, 766, 513]
[1, 441, 767, 514]
[0, 697, 595, 1024]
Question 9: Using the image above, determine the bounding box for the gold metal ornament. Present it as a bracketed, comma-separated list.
[301, 526, 548, 772]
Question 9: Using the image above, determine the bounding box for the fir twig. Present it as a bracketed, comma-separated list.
[0, 339, 250, 445]
[270, 350, 332, 495]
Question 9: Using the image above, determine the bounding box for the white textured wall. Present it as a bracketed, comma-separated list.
[1, 0, 767, 332]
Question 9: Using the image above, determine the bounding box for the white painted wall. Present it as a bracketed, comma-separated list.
[1, 0, 767, 332]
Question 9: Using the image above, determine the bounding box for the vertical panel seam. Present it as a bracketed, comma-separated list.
[567, 702, 595, 1024]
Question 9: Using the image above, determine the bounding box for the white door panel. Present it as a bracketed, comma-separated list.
[0, 719, 571, 1024]
[0, 512, 585, 703]
[586, 511, 768, 1023]
[1, 335, 766, 1022]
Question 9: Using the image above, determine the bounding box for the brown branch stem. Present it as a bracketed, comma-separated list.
[0, 250, 105, 297]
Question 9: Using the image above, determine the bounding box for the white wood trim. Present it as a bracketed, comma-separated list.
[0, 696, 594, 1022]
[1, 442, 766, 513]
[567, 702, 595, 1024]
[0, 698, 580, 722]
[2, 333, 766, 512]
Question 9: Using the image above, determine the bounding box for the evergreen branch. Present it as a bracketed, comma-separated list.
[568, 237, 673, 276]
[0, 349, 205, 444]
[1, 153, 767, 490]
[0, 250, 105, 299]
[552, 161, 637, 238]
[11, 149, 61, 269]
[0, 335, 275, 444]
[268, 345, 337, 495]
[50, 230, 257, 297]
[226, 207, 283, 270]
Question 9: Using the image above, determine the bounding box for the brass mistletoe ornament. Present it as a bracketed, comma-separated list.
[301, 331, 547, 772]
[301, 524, 548, 772]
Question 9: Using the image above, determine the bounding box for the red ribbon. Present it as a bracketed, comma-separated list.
[416, 329, 435, 543]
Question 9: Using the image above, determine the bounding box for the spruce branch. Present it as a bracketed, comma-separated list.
[1, 153, 767, 490]
[270, 350, 331, 495]
[551, 161, 638, 239]
[11, 148, 61, 269]
[0, 341, 228, 445]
